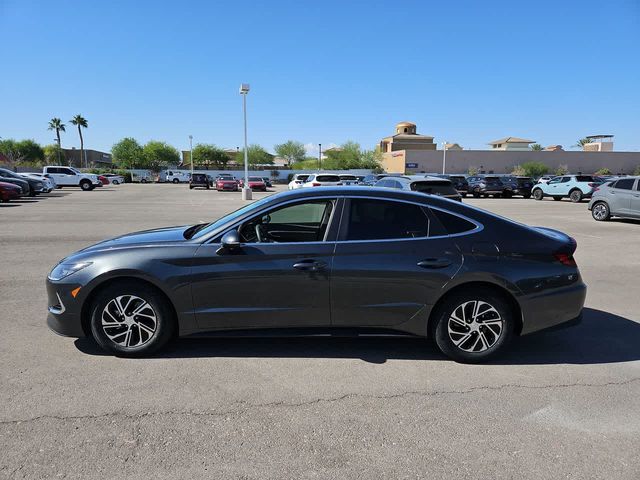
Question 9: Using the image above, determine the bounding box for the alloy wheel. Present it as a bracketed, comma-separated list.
[101, 295, 158, 348]
[592, 203, 609, 221]
[447, 300, 503, 353]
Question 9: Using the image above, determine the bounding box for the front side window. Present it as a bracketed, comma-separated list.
[344, 199, 429, 241]
[62, 168, 75, 175]
[614, 178, 634, 190]
[238, 200, 335, 243]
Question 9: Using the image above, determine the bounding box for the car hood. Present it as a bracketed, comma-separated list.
[80, 225, 190, 253]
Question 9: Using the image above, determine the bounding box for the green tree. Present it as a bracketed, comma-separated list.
[69, 114, 88, 168]
[634, 165, 640, 176]
[43, 144, 65, 165]
[142, 141, 181, 172]
[574, 137, 592, 148]
[236, 144, 274, 165]
[0, 139, 44, 167]
[274, 140, 306, 166]
[530, 144, 543, 151]
[47, 117, 65, 163]
[467, 166, 479, 176]
[594, 167, 611, 175]
[192, 143, 229, 168]
[555, 164, 569, 175]
[519, 161, 548, 178]
[112, 137, 143, 169]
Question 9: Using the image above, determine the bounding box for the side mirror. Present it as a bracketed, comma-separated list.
[218, 229, 241, 254]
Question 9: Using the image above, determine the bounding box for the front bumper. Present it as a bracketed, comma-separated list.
[46, 278, 86, 337]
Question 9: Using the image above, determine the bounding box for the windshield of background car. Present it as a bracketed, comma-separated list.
[316, 175, 340, 182]
[411, 181, 458, 196]
[190, 195, 275, 240]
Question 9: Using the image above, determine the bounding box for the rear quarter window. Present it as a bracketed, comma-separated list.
[430, 209, 477, 235]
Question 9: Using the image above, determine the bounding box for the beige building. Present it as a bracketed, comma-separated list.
[583, 135, 614, 152]
[488, 137, 536, 151]
[379, 122, 437, 152]
[544, 145, 564, 151]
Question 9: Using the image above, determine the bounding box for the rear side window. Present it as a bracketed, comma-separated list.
[576, 176, 594, 182]
[345, 199, 429, 240]
[613, 179, 634, 190]
[411, 181, 458, 196]
[430, 209, 477, 235]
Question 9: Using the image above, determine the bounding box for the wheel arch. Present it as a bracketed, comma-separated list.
[427, 281, 523, 338]
[80, 275, 179, 338]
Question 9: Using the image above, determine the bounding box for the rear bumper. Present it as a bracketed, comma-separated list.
[519, 282, 587, 335]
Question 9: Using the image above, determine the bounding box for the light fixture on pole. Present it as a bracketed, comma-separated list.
[189, 135, 193, 176]
[442, 141, 447, 174]
[239, 83, 252, 200]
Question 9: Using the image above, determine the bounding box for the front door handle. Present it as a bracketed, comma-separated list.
[417, 258, 452, 269]
[293, 259, 327, 271]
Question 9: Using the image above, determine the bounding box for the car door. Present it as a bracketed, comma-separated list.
[190, 197, 340, 330]
[58, 167, 79, 186]
[45, 167, 65, 185]
[609, 178, 635, 215]
[331, 197, 463, 328]
[631, 179, 640, 218]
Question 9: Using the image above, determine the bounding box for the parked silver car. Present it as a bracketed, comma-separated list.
[588, 176, 640, 221]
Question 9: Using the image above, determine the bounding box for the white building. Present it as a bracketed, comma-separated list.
[488, 136, 536, 151]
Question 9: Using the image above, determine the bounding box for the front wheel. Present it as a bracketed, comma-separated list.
[90, 282, 176, 357]
[172, 178, 179, 184]
[80, 180, 92, 191]
[532, 189, 544, 200]
[112, 180, 119, 185]
[592, 201, 610, 221]
[569, 189, 583, 203]
[433, 289, 515, 363]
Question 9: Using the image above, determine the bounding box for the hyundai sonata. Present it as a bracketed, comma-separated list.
[47, 187, 586, 363]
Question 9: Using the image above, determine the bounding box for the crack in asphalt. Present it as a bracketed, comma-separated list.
[1, 377, 638, 426]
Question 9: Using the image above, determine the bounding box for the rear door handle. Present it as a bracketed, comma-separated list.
[417, 258, 452, 269]
[293, 259, 327, 271]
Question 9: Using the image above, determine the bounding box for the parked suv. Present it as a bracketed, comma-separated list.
[375, 175, 461, 201]
[43, 166, 101, 191]
[588, 176, 640, 221]
[467, 175, 507, 198]
[501, 176, 534, 198]
[531, 175, 601, 203]
[287, 174, 310, 190]
[189, 173, 211, 189]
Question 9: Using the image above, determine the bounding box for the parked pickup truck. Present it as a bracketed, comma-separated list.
[43, 166, 102, 191]
[531, 175, 602, 203]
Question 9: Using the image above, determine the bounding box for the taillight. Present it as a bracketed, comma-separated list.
[312, 182, 321, 186]
[554, 252, 576, 267]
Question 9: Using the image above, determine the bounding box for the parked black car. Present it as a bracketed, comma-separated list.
[189, 173, 211, 189]
[261, 177, 273, 188]
[46, 187, 585, 363]
[438, 174, 469, 197]
[0, 168, 44, 196]
[467, 175, 507, 198]
[500, 176, 534, 198]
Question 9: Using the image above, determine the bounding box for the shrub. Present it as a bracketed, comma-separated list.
[555, 164, 569, 175]
[467, 166, 478, 176]
[634, 165, 640, 176]
[520, 161, 548, 178]
[595, 168, 611, 175]
[511, 165, 526, 176]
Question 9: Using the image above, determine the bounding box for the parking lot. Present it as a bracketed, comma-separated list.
[1, 184, 639, 479]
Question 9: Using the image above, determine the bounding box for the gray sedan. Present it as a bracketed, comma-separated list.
[588, 176, 640, 221]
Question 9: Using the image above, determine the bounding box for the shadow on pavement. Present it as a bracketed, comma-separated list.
[74, 308, 640, 364]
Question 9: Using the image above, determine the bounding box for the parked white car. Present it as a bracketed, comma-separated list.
[288, 174, 311, 190]
[339, 174, 359, 186]
[42, 166, 101, 191]
[20, 172, 57, 192]
[165, 170, 191, 183]
[103, 173, 125, 185]
[301, 173, 342, 187]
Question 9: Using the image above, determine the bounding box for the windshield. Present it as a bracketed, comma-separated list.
[188, 195, 275, 240]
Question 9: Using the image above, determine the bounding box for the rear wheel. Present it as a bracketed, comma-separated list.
[532, 189, 544, 200]
[80, 180, 92, 191]
[90, 281, 176, 357]
[592, 201, 610, 221]
[112, 179, 119, 185]
[433, 289, 515, 363]
[569, 189, 583, 203]
[172, 178, 179, 184]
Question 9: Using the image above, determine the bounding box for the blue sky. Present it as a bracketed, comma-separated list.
[1, 0, 639, 155]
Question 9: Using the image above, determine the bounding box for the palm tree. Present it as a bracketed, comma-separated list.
[530, 144, 543, 151]
[70, 115, 89, 168]
[574, 137, 593, 149]
[48, 118, 66, 164]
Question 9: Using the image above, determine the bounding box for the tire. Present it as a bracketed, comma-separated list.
[112, 180, 119, 185]
[532, 189, 544, 201]
[80, 180, 92, 191]
[502, 191, 512, 198]
[172, 178, 179, 184]
[90, 281, 176, 357]
[493, 193, 502, 198]
[591, 201, 610, 221]
[472, 190, 481, 198]
[433, 288, 515, 363]
[29, 189, 36, 197]
[189, 185, 194, 189]
[569, 189, 583, 203]
[206, 184, 210, 190]
[141, 179, 148, 184]
[523, 194, 531, 199]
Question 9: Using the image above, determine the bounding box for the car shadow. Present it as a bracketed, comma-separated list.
[611, 218, 640, 225]
[0, 203, 20, 207]
[74, 308, 640, 365]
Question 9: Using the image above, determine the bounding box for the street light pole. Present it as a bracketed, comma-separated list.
[239, 84, 252, 200]
[442, 141, 447, 174]
[318, 143, 322, 170]
[189, 135, 193, 176]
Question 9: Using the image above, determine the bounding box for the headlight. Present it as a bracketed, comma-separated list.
[48, 262, 92, 281]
